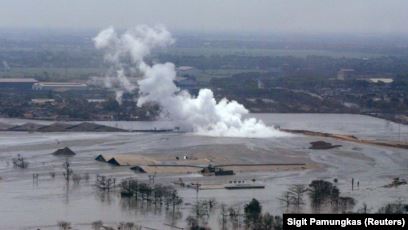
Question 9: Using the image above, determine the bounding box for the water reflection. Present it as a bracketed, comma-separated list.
[119, 196, 183, 227]
[95, 189, 116, 205]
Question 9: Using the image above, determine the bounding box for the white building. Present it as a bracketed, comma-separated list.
[33, 82, 88, 91]
[369, 78, 394, 84]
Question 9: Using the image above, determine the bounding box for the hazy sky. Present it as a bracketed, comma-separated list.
[1, 0, 408, 35]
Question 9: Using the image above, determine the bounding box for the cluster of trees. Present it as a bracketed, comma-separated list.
[243, 199, 283, 230]
[55, 178, 406, 230]
[185, 198, 283, 230]
[278, 180, 355, 214]
[62, 159, 91, 185]
[376, 201, 408, 214]
[11, 157, 89, 185]
[120, 178, 183, 211]
[56, 196, 408, 230]
[308, 180, 355, 213]
[186, 199, 217, 230]
[58, 220, 142, 230]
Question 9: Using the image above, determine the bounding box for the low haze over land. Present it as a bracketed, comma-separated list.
[1, 0, 408, 35]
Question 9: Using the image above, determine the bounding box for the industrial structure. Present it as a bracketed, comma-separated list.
[33, 82, 88, 91]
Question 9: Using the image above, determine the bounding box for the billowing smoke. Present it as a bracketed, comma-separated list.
[94, 25, 287, 138]
[94, 26, 173, 103]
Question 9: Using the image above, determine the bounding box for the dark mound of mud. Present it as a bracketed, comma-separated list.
[9, 122, 127, 132]
[8, 123, 45, 131]
[52, 147, 76, 156]
[309, 141, 341, 150]
[65, 122, 125, 132]
[37, 123, 72, 132]
[0, 122, 13, 131]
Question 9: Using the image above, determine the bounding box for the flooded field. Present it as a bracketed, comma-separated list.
[0, 114, 407, 229]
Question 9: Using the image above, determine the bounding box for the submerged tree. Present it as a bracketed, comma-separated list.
[377, 201, 408, 214]
[117, 222, 141, 230]
[219, 204, 228, 230]
[91, 220, 103, 230]
[72, 174, 82, 184]
[244, 199, 262, 228]
[186, 199, 217, 230]
[288, 184, 307, 210]
[228, 206, 243, 229]
[62, 159, 73, 182]
[120, 178, 182, 214]
[279, 184, 307, 213]
[308, 180, 355, 213]
[12, 154, 29, 169]
[256, 213, 283, 230]
[57, 221, 71, 230]
[278, 191, 292, 210]
[337, 196, 356, 213]
[96, 175, 116, 191]
[308, 180, 339, 212]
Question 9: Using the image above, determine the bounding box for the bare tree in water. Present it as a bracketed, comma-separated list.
[288, 184, 307, 212]
[57, 221, 71, 230]
[12, 154, 29, 169]
[62, 159, 73, 182]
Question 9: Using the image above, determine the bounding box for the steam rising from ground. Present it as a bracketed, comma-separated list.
[94, 25, 287, 138]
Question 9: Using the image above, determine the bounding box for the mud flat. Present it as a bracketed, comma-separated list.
[7, 122, 127, 132]
[282, 128, 408, 149]
[0, 114, 407, 229]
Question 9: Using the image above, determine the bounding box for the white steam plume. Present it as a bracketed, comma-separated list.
[94, 25, 173, 102]
[94, 25, 288, 138]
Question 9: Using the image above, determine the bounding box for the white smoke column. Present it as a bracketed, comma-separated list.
[94, 25, 173, 102]
[94, 25, 288, 138]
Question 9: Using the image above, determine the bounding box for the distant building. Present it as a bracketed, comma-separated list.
[33, 82, 88, 92]
[31, 98, 56, 105]
[176, 66, 199, 76]
[177, 66, 194, 72]
[369, 78, 394, 84]
[337, 69, 355, 80]
[0, 78, 38, 91]
[87, 99, 107, 103]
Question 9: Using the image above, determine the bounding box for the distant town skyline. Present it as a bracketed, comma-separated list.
[0, 0, 408, 35]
